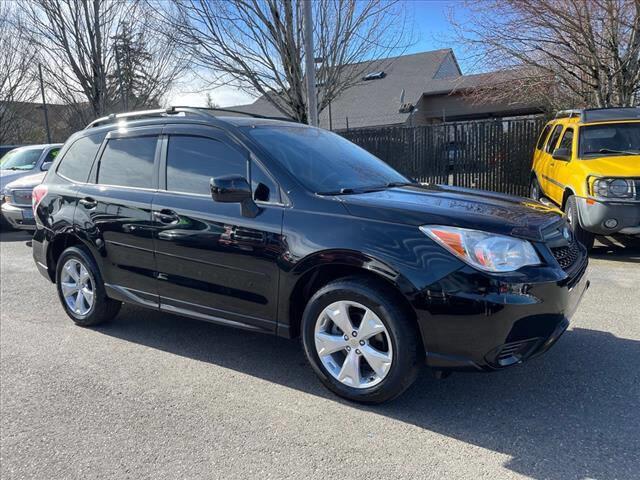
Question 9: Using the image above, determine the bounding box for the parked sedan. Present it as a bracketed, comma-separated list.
[1, 172, 45, 230]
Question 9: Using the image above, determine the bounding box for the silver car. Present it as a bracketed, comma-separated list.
[1, 144, 62, 230]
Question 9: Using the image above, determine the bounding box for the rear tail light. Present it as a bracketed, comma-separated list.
[32, 184, 48, 214]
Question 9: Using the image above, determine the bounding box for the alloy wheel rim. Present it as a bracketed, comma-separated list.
[60, 259, 94, 316]
[314, 300, 393, 389]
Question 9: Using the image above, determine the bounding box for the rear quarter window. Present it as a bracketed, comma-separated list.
[57, 133, 106, 182]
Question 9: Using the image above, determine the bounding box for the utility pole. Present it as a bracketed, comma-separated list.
[38, 64, 51, 144]
[303, 0, 318, 127]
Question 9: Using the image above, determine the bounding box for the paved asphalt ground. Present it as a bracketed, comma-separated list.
[1, 229, 638, 480]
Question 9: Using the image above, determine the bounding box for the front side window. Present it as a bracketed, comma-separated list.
[579, 123, 640, 158]
[97, 136, 157, 188]
[57, 133, 105, 182]
[0, 148, 43, 171]
[166, 135, 247, 195]
[545, 125, 563, 154]
[557, 128, 574, 156]
[244, 125, 409, 194]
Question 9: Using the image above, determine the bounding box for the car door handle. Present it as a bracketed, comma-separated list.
[79, 197, 97, 209]
[153, 209, 180, 224]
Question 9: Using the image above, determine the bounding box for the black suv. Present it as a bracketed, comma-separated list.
[33, 107, 590, 403]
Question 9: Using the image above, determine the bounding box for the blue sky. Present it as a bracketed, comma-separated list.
[167, 0, 473, 107]
[404, 0, 472, 71]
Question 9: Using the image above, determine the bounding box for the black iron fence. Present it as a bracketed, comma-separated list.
[339, 116, 547, 197]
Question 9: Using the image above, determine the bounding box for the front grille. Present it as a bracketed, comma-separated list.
[551, 240, 581, 270]
[9, 189, 32, 207]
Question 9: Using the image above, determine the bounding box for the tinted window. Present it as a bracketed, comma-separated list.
[545, 125, 563, 154]
[97, 136, 157, 188]
[166, 136, 247, 195]
[558, 128, 574, 156]
[536, 125, 552, 150]
[57, 133, 105, 182]
[244, 125, 409, 193]
[251, 160, 279, 203]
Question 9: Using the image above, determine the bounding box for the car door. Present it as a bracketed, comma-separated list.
[76, 126, 161, 306]
[152, 124, 285, 332]
[538, 123, 564, 200]
[548, 127, 575, 205]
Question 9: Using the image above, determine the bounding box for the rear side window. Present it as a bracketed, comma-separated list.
[545, 125, 564, 153]
[57, 133, 105, 182]
[166, 135, 247, 195]
[536, 125, 552, 150]
[97, 136, 157, 189]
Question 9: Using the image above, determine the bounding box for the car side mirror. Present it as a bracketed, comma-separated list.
[552, 147, 571, 161]
[210, 175, 260, 218]
[41, 162, 53, 171]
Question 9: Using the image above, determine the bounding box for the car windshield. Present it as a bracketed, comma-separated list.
[244, 125, 411, 194]
[579, 123, 640, 157]
[0, 148, 43, 170]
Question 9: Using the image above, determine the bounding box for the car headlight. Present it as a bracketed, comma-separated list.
[591, 178, 635, 199]
[420, 225, 541, 272]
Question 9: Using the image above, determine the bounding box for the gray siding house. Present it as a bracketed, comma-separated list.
[228, 49, 542, 130]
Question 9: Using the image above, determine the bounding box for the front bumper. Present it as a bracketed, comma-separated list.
[1, 202, 35, 230]
[414, 256, 590, 372]
[576, 197, 640, 235]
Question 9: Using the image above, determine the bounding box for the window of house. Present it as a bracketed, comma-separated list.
[166, 135, 247, 195]
[97, 136, 157, 188]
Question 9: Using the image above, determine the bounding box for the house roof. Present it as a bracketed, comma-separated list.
[227, 49, 462, 129]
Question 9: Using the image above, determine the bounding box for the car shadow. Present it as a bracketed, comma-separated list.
[591, 235, 640, 263]
[96, 306, 639, 480]
[0, 229, 33, 243]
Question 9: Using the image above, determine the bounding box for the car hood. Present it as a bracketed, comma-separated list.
[340, 184, 564, 242]
[0, 170, 34, 191]
[4, 171, 46, 190]
[578, 155, 640, 177]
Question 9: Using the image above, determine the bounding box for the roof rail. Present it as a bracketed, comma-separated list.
[85, 105, 294, 129]
[554, 109, 582, 119]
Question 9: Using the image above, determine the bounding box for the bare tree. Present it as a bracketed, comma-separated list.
[160, 0, 410, 123]
[0, 3, 38, 144]
[449, 0, 640, 110]
[20, 0, 186, 126]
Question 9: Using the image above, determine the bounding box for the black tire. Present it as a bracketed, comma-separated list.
[55, 246, 121, 326]
[530, 176, 541, 201]
[565, 195, 595, 251]
[301, 277, 422, 404]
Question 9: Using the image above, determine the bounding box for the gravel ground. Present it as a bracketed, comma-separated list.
[1, 229, 639, 480]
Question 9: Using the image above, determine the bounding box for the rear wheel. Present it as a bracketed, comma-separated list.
[301, 277, 422, 404]
[55, 246, 121, 326]
[565, 195, 595, 251]
[530, 177, 541, 201]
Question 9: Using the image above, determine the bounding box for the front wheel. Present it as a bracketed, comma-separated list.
[301, 277, 422, 404]
[565, 195, 595, 251]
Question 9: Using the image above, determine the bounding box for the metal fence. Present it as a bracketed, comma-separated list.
[339, 116, 547, 197]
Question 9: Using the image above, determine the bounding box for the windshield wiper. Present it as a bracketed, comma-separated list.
[585, 148, 640, 156]
[317, 181, 416, 196]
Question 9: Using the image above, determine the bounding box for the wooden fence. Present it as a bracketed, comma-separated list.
[339, 116, 547, 197]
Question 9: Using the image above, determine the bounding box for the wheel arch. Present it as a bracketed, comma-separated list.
[281, 250, 418, 340]
[46, 232, 97, 282]
[561, 187, 576, 210]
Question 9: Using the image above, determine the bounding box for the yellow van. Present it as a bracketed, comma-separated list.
[530, 107, 640, 250]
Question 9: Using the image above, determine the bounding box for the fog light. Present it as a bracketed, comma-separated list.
[604, 218, 618, 229]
